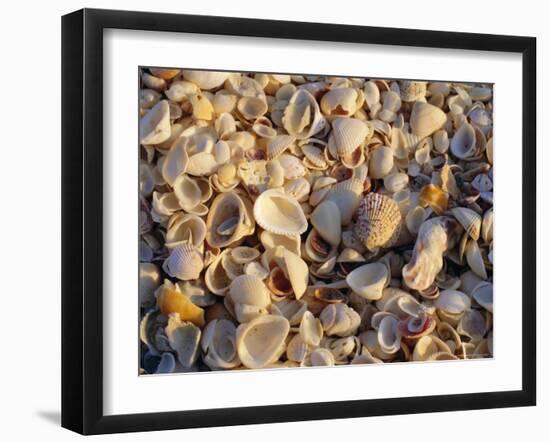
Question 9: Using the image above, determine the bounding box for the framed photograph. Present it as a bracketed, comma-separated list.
[62, 8, 537, 435]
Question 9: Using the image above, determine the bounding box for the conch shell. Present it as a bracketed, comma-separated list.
[402, 217, 463, 291]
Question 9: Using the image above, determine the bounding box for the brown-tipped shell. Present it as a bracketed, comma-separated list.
[354, 193, 402, 251]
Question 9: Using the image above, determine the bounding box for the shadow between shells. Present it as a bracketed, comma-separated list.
[138, 68, 494, 374]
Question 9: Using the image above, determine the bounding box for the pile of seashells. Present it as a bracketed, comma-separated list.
[139, 68, 494, 374]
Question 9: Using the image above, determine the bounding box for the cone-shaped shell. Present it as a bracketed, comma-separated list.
[410, 102, 446, 139]
[182, 70, 229, 90]
[346, 262, 388, 300]
[310, 200, 342, 246]
[206, 191, 255, 248]
[331, 117, 368, 156]
[140, 100, 171, 145]
[451, 207, 481, 241]
[354, 193, 402, 251]
[253, 188, 307, 236]
[236, 315, 290, 369]
[325, 178, 364, 225]
[162, 243, 203, 281]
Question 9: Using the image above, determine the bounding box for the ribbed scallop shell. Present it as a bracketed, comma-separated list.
[267, 134, 296, 160]
[253, 188, 308, 236]
[354, 193, 402, 251]
[324, 178, 364, 225]
[162, 243, 203, 281]
[331, 117, 368, 156]
[410, 102, 446, 139]
[229, 274, 271, 308]
[451, 207, 481, 240]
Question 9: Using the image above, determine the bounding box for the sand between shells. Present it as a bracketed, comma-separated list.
[139, 68, 494, 374]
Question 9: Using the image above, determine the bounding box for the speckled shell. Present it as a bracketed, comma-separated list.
[353, 193, 402, 251]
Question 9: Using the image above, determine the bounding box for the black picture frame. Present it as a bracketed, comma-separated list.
[62, 8, 537, 435]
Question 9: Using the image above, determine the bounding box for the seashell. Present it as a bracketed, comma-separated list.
[186, 151, 219, 176]
[450, 122, 477, 160]
[173, 174, 202, 212]
[165, 314, 202, 368]
[410, 102, 446, 139]
[419, 184, 448, 215]
[405, 206, 428, 235]
[363, 80, 380, 109]
[187, 93, 214, 120]
[157, 286, 205, 327]
[397, 314, 436, 340]
[236, 315, 290, 369]
[267, 134, 295, 160]
[260, 230, 301, 256]
[166, 213, 207, 248]
[472, 173, 493, 192]
[308, 348, 335, 366]
[214, 113, 236, 140]
[243, 261, 269, 280]
[310, 200, 341, 246]
[353, 193, 402, 251]
[412, 335, 451, 361]
[237, 96, 268, 120]
[225, 74, 265, 98]
[140, 100, 171, 145]
[162, 137, 189, 186]
[274, 298, 308, 326]
[486, 137, 493, 164]
[204, 250, 233, 295]
[457, 309, 487, 340]
[304, 229, 337, 262]
[280, 247, 309, 299]
[140, 162, 155, 196]
[330, 117, 368, 157]
[481, 208, 494, 243]
[277, 154, 306, 179]
[451, 207, 481, 241]
[229, 274, 271, 323]
[213, 90, 238, 114]
[284, 177, 311, 202]
[253, 117, 277, 139]
[435, 289, 471, 314]
[377, 315, 401, 354]
[472, 282, 493, 313]
[201, 319, 241, 370]
[286, 334, 310, 362]
[320, 303, 360, 337]
[299, 311, 323, 346]
[402, 217, 463, 290]
[163, 243, 204, 281]
[152, 352, 176, 374]
[465, 238, 488, 279]
[182, 70, 229, 90]
[399, 80, 427, 102]
[321, 87, 361, 116]
[206, 191, 255, 248]
[302, 144, 328, 170]
[325, 178, 364, 225]
[433, 129, 449, 153]
[149, 68, 180, 80]
[267, 266, 293, 296]
[140, 88, 161, 110]
[253, 188, 307, 236]
[378, 91, 401, 122]
[164, 80, 198, 102]
[368, 146, 394, 179]
[346, 262, 388, 300]
[384, 172, 409, 193]
[283, 89, 327, 139]
[231, 246, 261, 264]
[139, 263, 160, 307]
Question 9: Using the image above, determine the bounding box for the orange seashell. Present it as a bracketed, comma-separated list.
[419, 184, 449, 215]
[157, 287, 205, 327]
[149, 68, 181, 80]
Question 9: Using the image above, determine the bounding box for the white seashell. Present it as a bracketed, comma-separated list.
[253, 188, 308, 236]
[472, 282, 493, 313]
[236, 315, 290, 369]
[173, 174, 202, 212]
[237, 96, 268, 120]
[433, 129, 449, 153]
[346, 262, 388, 300]
[377, 315, 401, 354]
[165, 314, 201, 368]
[243, 261, 270, 280]
[465, 238, 488, 279]
[253, 117, 277, 139]
[286, 334, 310, 363]
[402, 217, 463, 290]
[281, 247, 309, 299]
[310, 200, 341, 246]
[267, 134, 295, 160]
[450, 123, 477, 160]
[201, 319, 240, 370]
[299, 311, 323, 346]
[212, 90, 238, 114]
[308, 348, 335, 366]
[457, 309, 486, 340]
[140, 100, 171, 145]
[363, 80, 380, 109]
[139, 263, 160, 307]
[330, 117, 368, 156]
[481, 209, 494, 243]
[320, 303, 360, 337]
[231, 246, 261, 264]
[164, 80, 198, 102]
[214, 113, 236, 140]
[410, 102, 446, 139]
[324, 178, 364, 225]
[284, 177, 311, 202]
[260, 230, 301, 256]
[435, 289, 471, 314]
[399, 81, 427, 102]
[451, 207, 481, 241]
[225, 74, 265, 98]
[204, 250, 232, 295]
[321, 87, 361, 116]
[182, 70, 229, 90]
[162, 137, 189, 186]
[282, 89, 326, 139]
[368, 146, 394, 179]
[413, 335, 451, 361]
[166, 213, 207, 247]
[186, 152, 219, 176]
[384, 172, 409, 193]
[277, 154, 306, 179]
[163, 243, 203, 281]
[486, 138, 493, 164]
[405, 206, 428, 235]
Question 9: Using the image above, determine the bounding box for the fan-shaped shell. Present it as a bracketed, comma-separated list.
[267, 134, 295, 160]
[325, 178, 364, 225]
[236, 315, 290, 369]
[368, 146, 394, 179]
[410, 102, 446, 139]
[353, 193, 402, 251]
[330, 117, 368, 156]
[229, 274, 271, 307]
[139, 100, 171, 145]
[346, 262, 388, 300]
[162, 242, 203, 282]
[451, 207, 481, 241]
[253, 188, 307, 236]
